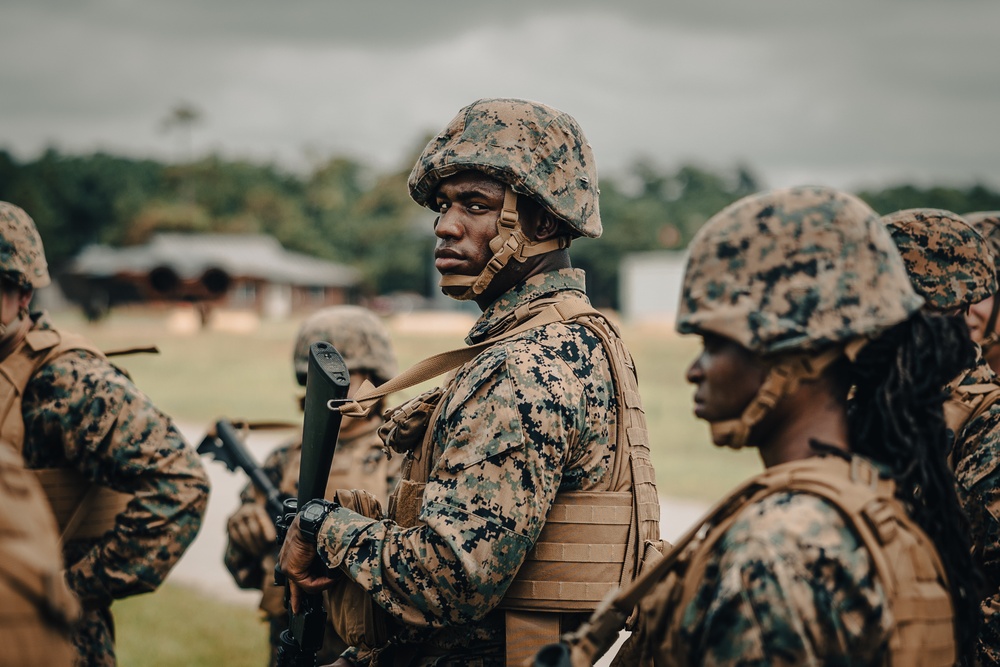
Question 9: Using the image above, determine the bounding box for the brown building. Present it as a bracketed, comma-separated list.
[60, 233, 360, 320]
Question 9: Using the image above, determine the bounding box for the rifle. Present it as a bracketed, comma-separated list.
[196, 419, 291, 523]
[274, 341, 351, 667]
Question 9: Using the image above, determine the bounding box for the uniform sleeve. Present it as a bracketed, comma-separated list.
[954, 406, 1000, 664]
[678, 494, 890, 667]
[22, 350, 211, 605]
[315, 339, 592, 628]
[224, 443, 295, 590]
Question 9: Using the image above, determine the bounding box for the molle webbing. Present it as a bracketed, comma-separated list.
[0, 326, 133, 542]
[663, 457, 955, 667]
[32, 468, 131, 542]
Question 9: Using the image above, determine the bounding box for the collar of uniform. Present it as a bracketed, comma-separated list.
[466, 268, 587, 344]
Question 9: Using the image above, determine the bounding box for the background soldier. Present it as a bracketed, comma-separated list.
[882, 207, 1000, 664]
[279, 98, 660, 666]
[615, 186, 979, 665]
[224, 304, 399, 666]
[0, 201, 210, 666]
[965, 212, 1000, 376]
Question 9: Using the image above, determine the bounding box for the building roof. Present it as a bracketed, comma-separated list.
[67, 233, 360, 287]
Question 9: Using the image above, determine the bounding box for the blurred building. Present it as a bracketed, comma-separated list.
[619, 251, 687, 325]
[60, 233, 360, 320]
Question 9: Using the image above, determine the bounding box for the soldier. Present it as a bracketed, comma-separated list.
[0, 201, 210, 666]
[613, 186, 979, 665]
[0, 445, 80, 666]
[965, 212, 1000, 375]
[279, 98, 661, 666]
[882, 208, 1000, 664]
[223, 304, 400, 666]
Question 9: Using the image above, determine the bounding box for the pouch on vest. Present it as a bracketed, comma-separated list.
[326, 488, 390, 651]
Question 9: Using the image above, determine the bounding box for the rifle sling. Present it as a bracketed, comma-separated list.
[340, 299, 598, 417]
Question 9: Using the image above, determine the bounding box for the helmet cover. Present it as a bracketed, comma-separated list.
[883, 208, 997, 309]
[408, 98, 601, 238]
[677, 185, 923, 355]
[292, 306, 397, 386]
[0, 202, 50, 289]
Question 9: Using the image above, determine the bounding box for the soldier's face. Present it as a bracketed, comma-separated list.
[685, 333, 769, 425]
[0, 282, 29, 326]
[432, 172, 506, 294]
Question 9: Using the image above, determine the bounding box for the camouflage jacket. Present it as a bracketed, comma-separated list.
[316, 269, 618, 664]
[619, 465, 893, 666]
[224, 420, 398, 591]
[17, 313, 210, 666]
[944, 352, 1000, 665]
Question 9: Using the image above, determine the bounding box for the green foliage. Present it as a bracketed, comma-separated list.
[115, 584, 268, 666]
[3, 146, 1000, 309]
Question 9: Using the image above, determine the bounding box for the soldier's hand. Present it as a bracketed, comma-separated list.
[227, 502, 277, 556]
[278, 514, 337, 613]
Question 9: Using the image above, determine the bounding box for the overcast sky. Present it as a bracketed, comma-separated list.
[2, 0, 998, 191]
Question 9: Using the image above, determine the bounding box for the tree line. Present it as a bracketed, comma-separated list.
[2, 147, 999, 309]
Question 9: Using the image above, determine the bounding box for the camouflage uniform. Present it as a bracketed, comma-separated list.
[618, 186, 956, 665]
[0, 201, 210, 666]
[883, 208, 1000, 665]
[319, 269, 617, 664]
[224, 305, 399, 666]
[302, 99, 658, 665]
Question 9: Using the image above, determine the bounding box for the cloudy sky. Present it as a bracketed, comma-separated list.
[2, 0, 998, 191]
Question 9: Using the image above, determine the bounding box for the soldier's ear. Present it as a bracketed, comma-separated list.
[534, 212, 561, 241]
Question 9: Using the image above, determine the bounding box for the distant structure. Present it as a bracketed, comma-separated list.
[619, 251, 687, 325]
[60, 233, 360, 321]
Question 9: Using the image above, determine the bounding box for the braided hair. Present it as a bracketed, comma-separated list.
[847, 311, 982, 660]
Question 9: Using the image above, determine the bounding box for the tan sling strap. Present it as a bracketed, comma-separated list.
[0, 326, 134, 542]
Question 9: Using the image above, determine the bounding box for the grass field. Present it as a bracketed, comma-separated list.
[53, 303, 764, 665]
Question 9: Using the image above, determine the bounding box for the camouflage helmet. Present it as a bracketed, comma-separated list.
[677, 185, 923, 356]
[882, 208, 997, 310]
[964, 211, 1000, 274]
[0, 202, 50, 289]
[408, 98, 601, 238]
[292, 306, 397, 387]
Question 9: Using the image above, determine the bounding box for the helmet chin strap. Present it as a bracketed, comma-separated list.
[709, 346, 847, 450]
[439, 186, 570, 301]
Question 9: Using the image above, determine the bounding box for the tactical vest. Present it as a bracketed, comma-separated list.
[0, 326, 131, 542]
[377, 296, 661, 665]
[636, 456, 954, 667]
[942, 366, 1000, 468]
[0, 443, 79, 666]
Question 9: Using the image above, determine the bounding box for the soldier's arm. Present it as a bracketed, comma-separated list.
[953, 407, 1000, 664]
[22, 350, 211, 604]
[313, 340, 597, 627]
[224, 443, 296, 588]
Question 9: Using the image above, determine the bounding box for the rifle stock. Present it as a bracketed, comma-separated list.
[276, 341, 350, 667]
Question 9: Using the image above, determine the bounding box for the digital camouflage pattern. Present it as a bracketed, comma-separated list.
[966, 212, 1000, 274]
[17, 313, 210, 667]
[943, 350, 1000, 664]
[292, 306, 398, 387]
[676, 185, 924, 355]
[225, 424, 398, 666]
[315, 269, 617, 665]
[617, 480, 892, 666]
[408, 98, 602, 238]
[0, 202, 50, 288]
[882, 208, 997, 310]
